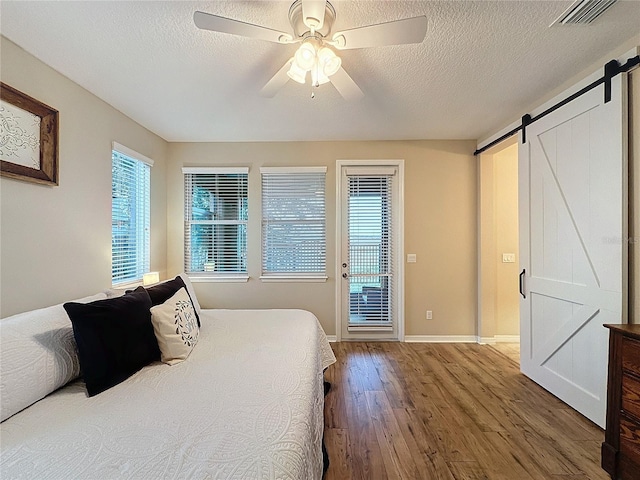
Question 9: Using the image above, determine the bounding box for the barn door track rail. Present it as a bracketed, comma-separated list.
[474, 55, 640, 156]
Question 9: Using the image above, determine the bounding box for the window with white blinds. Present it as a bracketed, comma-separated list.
[347, 171, 394, 325]
[111, 145, 152, 286]
[261, 167, 327, 278]
[183, 167, 248, 277]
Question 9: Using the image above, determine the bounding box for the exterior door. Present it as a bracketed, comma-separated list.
[337, 163, 403, 341]
[519, 75, 627, 427]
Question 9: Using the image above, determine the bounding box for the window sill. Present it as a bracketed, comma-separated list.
[111, 280, 143, 290]
[260, 275, 328, 283]
[189, 275, 250, 283]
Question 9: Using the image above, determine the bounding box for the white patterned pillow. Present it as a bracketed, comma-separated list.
[0, 292, 107, 421]
[178, 273, 201, 315]
[150, 288, 199, 365]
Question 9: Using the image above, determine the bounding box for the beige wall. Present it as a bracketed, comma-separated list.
[167, 141, 478, 336]
[0, 37, 169, 317]
[631, 68, 640, 324]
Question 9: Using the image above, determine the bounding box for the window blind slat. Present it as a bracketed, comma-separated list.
[347, 175, 393, 324]
[184, 172, 248, 275]
[261, 169, 326, 275]
[111, 150, 151, 285]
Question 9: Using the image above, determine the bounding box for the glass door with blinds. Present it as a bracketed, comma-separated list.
[338, 164, 402, 340]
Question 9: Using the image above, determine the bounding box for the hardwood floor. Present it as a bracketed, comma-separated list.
[489, 343, 520, 365]
[323, 342, 608, 480]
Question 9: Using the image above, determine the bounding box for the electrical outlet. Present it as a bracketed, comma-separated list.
[426, 310, 433, 320]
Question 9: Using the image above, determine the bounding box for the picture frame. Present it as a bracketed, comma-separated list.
[0, 82, 59, 186]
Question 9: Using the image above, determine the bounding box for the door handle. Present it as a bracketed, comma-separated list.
[519, 269, 526, 299]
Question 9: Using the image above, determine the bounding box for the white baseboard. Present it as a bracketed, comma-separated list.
[328, 334, 519, 344]
[478, 335, 520, 344]
[404, 335, 477, 343]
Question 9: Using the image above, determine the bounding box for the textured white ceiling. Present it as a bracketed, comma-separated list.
[1, 1, 639, 142]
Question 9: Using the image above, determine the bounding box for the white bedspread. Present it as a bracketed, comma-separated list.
[0, 309, 336, 480]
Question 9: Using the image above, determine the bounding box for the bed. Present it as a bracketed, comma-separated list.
[0, 297, 335, 479]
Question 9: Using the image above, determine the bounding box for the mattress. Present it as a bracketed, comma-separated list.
[0, 309, 336, 480]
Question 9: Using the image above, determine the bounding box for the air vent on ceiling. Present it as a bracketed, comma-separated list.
[551, 0, 618, 26]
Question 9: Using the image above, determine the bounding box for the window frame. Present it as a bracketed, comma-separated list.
[260, 166, 328, 283]
[111, 142, 153, 287]
[182, 166, 249, 283]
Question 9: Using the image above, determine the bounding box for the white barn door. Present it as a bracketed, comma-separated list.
[519, 74, 627, 428]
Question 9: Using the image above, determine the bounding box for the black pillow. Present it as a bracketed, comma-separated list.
[64, 286, 160, 397]
[145, 276, 200, 327]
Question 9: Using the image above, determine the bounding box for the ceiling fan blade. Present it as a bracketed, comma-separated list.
[330, 67, 364, 101]
[260, 60, 292, 98]
[302, 0, 327, 30]
[331, 16, 427, 50]
[194, 11, 293, 44]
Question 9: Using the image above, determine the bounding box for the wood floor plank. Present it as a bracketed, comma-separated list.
[349, 342, 384, 391]
[324, 428, 352, 480]
[482, 430, 550, 480]
[495, 426, 581, 476]
[365, 390, 421, 479]
[419, 347, 506, 433]
[448, 461, 490, 480]
[469, 430, 537, 480]
[392, 406, 456, 480]
[323, 342, 608, 480]
[551, 476, 593, 480]
[365, 343, 415, 409]
[323, 350, 348, 429]
[339, 343, 388, 480]
[490, 343, 521, 365]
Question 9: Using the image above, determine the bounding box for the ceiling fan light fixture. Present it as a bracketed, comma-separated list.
[196, 2, 429, 100]
[294, 42, 317, 70]
[317, 47, 341, 76]
[287, 61, 307, 84]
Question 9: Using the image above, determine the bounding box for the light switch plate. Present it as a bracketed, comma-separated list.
[407, 254, 417, 263]
[502, 253, 516, 263]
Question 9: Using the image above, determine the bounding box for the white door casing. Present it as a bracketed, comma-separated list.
[335, 160, 405, 342]
[519, 74, 628, 428]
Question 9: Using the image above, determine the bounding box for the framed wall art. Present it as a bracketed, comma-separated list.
[0, 82, 59, 186]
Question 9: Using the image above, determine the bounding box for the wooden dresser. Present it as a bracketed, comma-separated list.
[602, 324, 640, 479]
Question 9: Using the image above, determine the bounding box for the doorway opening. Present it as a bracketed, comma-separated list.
[478, 137, 520, 361]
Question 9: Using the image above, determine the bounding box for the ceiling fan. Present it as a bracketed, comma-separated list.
[194, 0, 428, 100]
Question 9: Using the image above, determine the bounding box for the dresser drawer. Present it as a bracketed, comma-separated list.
[622, 337, 640, 376]
[603, 325, 640, 479]
[620, 415, 640, 465]
[622, 373, 640, 420]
